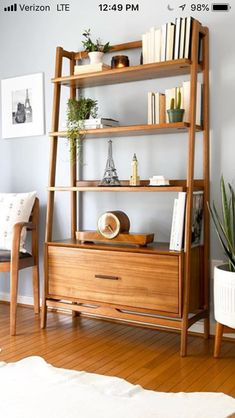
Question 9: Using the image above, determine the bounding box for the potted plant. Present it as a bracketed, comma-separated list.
[167, 89, 185, 123]
[82, 29, 111, 64]
[208, 176, 235, 329]
[67, 97, 98, 160]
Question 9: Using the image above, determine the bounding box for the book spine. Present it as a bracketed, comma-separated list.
[161, 24, 167, 62]
[152, 93, 155, 124]
[159, 94, 166, 124]
[166, 23, 175, 61]
[174, 18, 182, 60]
[170, 198, 179, 250]
[154, 28, 161, 63]
[175, 192, 186, 251]
[179, 17, 186, 59]
[146, 31, 151, 64]
[184, 17, 193, 59]
[182, 81, 202, 125]
[196, 82, 202, 126]
[142, 33, 148, 64]
[149, 27, 155, 63]
[147, 92, 153, 124]
[154, 92, 160, 124]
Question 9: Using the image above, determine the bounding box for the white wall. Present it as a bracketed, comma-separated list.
[0, 0, 235, 299]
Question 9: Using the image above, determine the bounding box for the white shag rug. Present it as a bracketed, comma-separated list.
[0, 356, 235, 418]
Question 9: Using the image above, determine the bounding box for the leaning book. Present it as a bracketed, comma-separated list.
[169, 192, 186, 251]
[191, 191, 204, 247]
[170, 191, 203, 251]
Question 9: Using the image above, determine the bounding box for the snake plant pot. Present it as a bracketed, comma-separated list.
[214, 264, 235, 328]
[167, 108, 185, 123]
[88, 51, 104, 65]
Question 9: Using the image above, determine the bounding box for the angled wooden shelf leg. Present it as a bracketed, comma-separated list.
[43, 47, 68, 328]
[202, 27, 210, 341]
[181, 19, 200, 357]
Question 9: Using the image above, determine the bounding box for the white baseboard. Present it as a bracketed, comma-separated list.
[189, 319, 216, 335]
[0, 291, 35, 306]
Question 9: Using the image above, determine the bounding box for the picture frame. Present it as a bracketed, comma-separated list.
[1, 72, 45, 139]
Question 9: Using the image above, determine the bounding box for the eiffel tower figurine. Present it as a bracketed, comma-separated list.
[100, 140, 121, 186]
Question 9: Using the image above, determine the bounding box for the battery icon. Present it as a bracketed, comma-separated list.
[212, 3, 231, 11]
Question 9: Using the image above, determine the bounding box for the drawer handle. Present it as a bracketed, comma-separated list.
[95, 274, 119, 281]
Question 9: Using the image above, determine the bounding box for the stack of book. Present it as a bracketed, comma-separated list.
[170, 191, 204, 251]
[81, 118, 119, 129]
[142, 16, 196, 64]
[74, 63, 111, 75]
[148, 80, 202, 126]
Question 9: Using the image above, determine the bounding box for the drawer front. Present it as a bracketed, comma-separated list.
[47, 246, 180, 314]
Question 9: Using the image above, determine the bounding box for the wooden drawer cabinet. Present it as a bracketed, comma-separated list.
[47, 245, 181, 316]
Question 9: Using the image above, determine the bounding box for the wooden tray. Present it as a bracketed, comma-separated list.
[76, 230, 154, 246]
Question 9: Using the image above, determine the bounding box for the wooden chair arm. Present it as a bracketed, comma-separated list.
[14, 221, 36, 232]
[11, 222, 36, 257]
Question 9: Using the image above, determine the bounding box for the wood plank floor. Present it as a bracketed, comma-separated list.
[0, 303, 235, 396]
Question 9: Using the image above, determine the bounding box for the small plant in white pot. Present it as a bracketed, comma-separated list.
[82, 29, 111, 64]
[208, 176, 235, 333]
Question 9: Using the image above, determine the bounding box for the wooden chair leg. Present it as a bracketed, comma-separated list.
[32, 265, 40, 314]
[10, 268, 19, 336]
[214, 321, 224, 358]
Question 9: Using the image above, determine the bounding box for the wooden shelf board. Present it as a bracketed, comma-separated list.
[50, 123, 203, 139]
[52, 60, 201, 88]
[48, 179, 204, 193]
[46, 239, 183, 256]
[48, 185, 185, 192]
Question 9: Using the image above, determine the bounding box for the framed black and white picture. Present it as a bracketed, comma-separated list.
[1, 73, 44, 139]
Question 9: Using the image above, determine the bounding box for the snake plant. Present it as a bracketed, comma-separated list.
[208, 176, 235, 272]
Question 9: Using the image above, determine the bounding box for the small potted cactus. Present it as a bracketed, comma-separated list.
[167, 89, 185, 123]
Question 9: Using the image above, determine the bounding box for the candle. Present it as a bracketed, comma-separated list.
[111, 55, 129, 69]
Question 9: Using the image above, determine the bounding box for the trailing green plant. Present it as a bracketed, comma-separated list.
[66, 97, 98, 161]
[82, 29, 111, 53]
[208, 176, 235, 272]
[170, 89, 182, 110]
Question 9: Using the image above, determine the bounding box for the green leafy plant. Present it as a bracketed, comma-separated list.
[66, 97, 98, 160]
[208, 176, 235, 272]
[82, 29, 111, 53]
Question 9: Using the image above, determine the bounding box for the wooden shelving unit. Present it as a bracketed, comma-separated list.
[42, 20, 210, 357]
